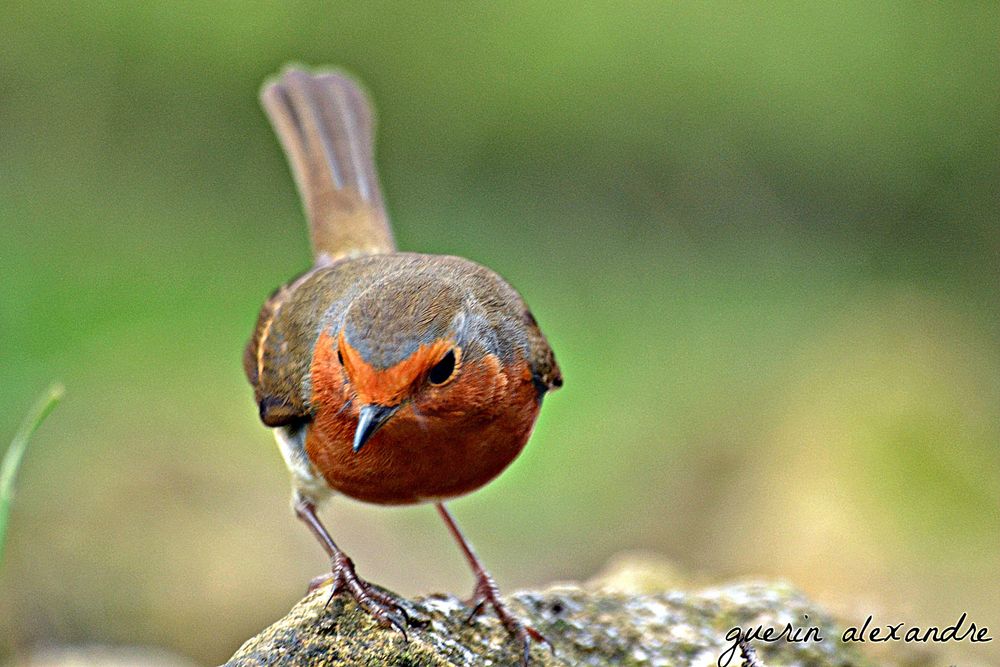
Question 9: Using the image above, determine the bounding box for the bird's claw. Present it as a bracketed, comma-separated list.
[311, 554, 410, 641]
[467, 573, 552, 666]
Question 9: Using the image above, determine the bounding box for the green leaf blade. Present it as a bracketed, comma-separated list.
[0, 382, 64, 568]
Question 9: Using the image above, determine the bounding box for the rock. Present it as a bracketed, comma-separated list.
[226, 555, 875, 667]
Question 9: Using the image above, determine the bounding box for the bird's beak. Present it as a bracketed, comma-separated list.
[353, 403, 398, 453]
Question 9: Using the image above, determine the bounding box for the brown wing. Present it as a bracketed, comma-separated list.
[261, 68, 396, 263]
[522, 309, 562, 393]
[244, 281, 314, 426]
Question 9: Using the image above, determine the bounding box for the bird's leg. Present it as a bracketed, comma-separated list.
[294, 495, 409, 638]
[435, 503, 551, 665]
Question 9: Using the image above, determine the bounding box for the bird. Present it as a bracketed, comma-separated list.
[243, 67, 562, 665]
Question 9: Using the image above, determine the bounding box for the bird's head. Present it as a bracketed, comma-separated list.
[333, 274, 530, 452]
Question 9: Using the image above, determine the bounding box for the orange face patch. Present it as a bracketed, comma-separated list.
[308, 328, 541, 504]
[337, 330, 454, 406]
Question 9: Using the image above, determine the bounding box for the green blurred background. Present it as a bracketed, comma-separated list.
[2, 3, 998, 665]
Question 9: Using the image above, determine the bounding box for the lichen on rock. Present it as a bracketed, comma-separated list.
[226, 555, 874, 667]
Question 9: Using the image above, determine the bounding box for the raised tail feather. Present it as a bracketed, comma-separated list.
[261, 68, 396, 263]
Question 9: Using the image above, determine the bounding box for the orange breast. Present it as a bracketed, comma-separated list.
[305, 330, 541, 505]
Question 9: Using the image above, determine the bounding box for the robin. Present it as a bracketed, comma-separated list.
[243, 68, 562, 664]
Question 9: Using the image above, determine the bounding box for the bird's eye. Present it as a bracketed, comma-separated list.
[428, 349, 456, 385]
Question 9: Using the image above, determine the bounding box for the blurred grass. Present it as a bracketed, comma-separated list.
[0, 384, 64, 567]
[1, 3, 998, 666]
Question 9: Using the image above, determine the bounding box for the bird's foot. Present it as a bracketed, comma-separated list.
[466, 571, 552, 666]
[310, 553, 410, 640]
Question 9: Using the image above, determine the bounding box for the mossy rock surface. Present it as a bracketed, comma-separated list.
[226, 556, 875, 667]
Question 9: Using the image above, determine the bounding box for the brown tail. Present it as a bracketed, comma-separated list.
[261, 68, 396, 263]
